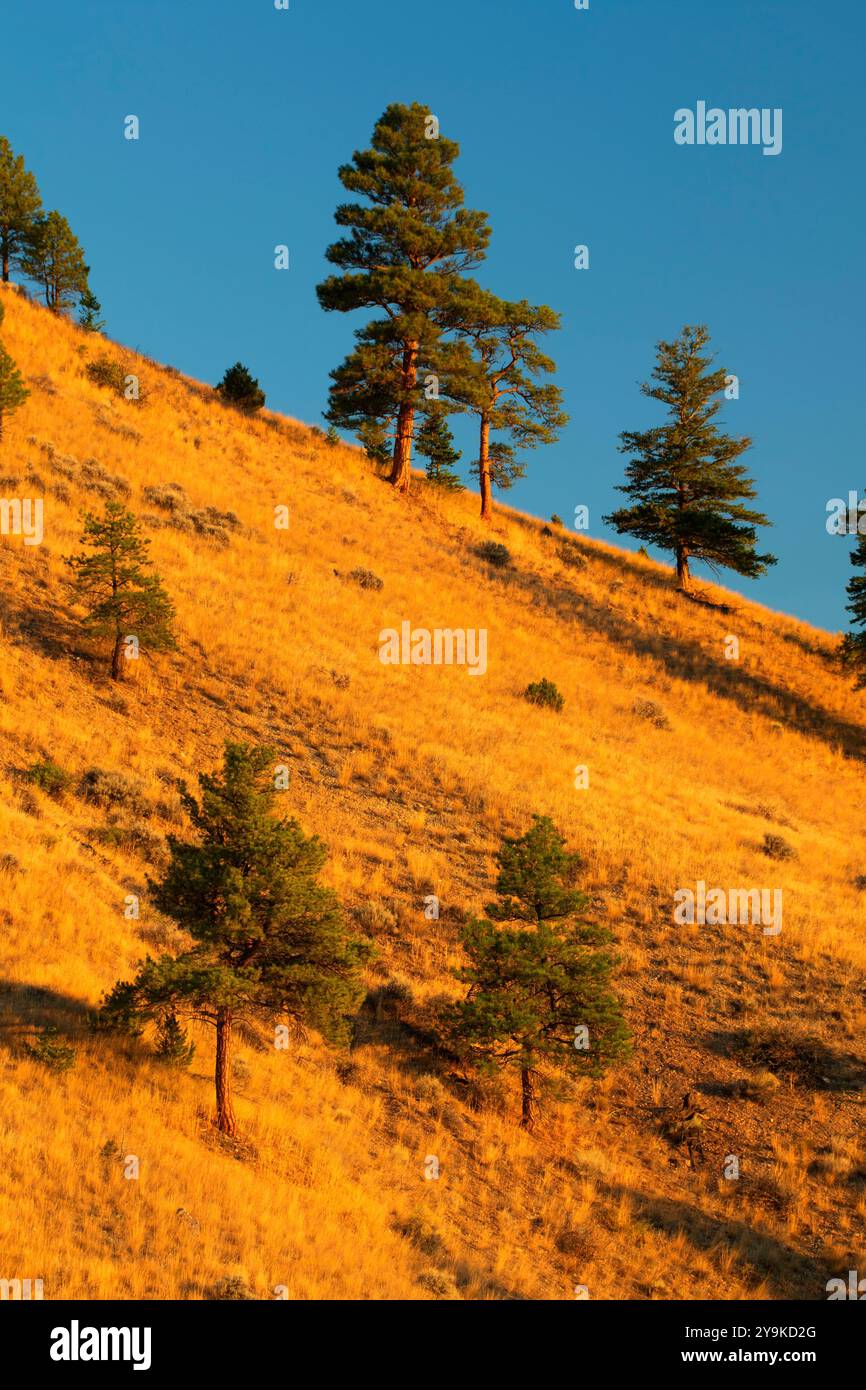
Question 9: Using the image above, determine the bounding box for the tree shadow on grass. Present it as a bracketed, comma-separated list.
[495, 559, 866, 762]
[0, 978, 92, 1051]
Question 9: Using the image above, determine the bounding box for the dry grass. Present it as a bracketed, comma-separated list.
[0, 284, 863, 1300]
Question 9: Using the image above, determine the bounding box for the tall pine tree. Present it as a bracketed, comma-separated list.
[317, 103, 489, 493]
[441, 289, 567, 521]
[0, 136, 42, 283]
[840, 522, 866, 687]
[21, 210, 89, 312]
[604, 325, 776, 591]
[447, 816, 630, 1130]
[66, 502, 177, 680]
[100, 743, 370, 1135]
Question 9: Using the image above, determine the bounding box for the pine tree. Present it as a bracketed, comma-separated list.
[66, 502, 177, 680]
[447, 816, 630, 1130]
[99, 743, 371, 1136]
[154, 1012, 195, 1068]
[0, 136, 42, 282]
[21, 210, 90, 312]
[603, 325, 776, 591]
[317, 102, 490, 493]
[441, 289, 566, 521]
[416, 410, 463, 488]
[840, 525, 866, 687]
[215, 362, 265, 414]
[0, 335, 29, 443]
[78, 288, 105, 332]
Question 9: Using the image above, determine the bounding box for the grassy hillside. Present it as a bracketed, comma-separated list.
[0, 283, 863, 1301]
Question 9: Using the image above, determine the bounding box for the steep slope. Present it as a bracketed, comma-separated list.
[0, 285, 863, 1300]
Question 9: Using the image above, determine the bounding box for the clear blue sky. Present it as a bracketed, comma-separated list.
[4, 0, 863, 629]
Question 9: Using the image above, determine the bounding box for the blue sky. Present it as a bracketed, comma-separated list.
[3, 0, 863, 629]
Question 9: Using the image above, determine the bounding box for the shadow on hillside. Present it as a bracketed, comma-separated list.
[618, 1184, 833, 1299]
[0, 591, 82, 665]
[496, 559, 866, 761]
[0, 978, 92, 1050]
[703, 1028, 866, 1093]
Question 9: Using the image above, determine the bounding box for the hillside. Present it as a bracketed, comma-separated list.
[0, 283, 863, 1301]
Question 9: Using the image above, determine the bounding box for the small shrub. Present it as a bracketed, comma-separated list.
[24, 1026, 76, 1072]
[762, 833, 796, 861]
[79, 768, 151, 819]
[348, 567, 383, 591]
[417, 1268, 461, 1299]
[557, 541, 586, 570]
[550, 513, 563, 526]
[524, 678, 564, 712]
[736, 1069, 780, 1104]
[633, 699, 670, 730]
[396, 1211, 444, 1256]
[86, 354, 142, 402]
[25, 760, 72, 799]
[475, 540, 511, 568]
[206, 1276, 257, 1301]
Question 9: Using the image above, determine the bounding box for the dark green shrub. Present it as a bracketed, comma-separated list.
[476, 541, 511, 568]
[25, 760, 72, 799]
[524, 678, 564, 712]
[24, 1026, 76, 1072]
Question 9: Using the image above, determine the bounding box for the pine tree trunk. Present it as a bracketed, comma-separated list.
[520, 1066, 537, 1131]
[479, 417, 492, 522]
[390, 341, 418, 493]
[110, 632, 125, 681]
[215, 1006, 238, 1137]
[1, 245, 8, 282]
[676, 546, 691, 591]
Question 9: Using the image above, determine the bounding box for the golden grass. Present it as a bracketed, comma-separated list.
[0, 283, 863, 1300]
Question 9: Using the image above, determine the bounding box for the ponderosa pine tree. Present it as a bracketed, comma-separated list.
[441, 288, 567, 521]
[317, 102, 490, 493]
[416, 408, 463, 488]
[66, 502, 176, 680]
[447, 816, 630, 1130]
[840, 525, 866, 687]
[99, 743, 370, 1135]
[215, 361, 265, 414]
[78, 288, 105, 333]
[0, 136, 42, 282]
[604, 325, 776, 591]
[0, 317, 29, 443]
[21, 210, 90, 312]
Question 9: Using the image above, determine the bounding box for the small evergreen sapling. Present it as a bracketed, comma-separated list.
[447, 816, 630, 1130]
[215, 362, 265, 414]
[66, 502, 177, 680]
[416, 411, 463, 488]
